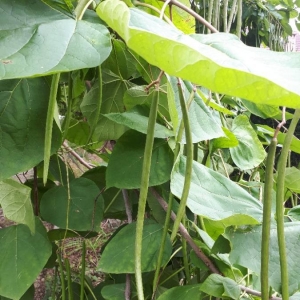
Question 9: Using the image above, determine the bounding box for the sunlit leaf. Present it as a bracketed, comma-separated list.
[97, 0, 300, 108]
[0, 179, 35, 233]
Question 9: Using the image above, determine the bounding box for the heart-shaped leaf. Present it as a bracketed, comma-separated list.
[40, 178, 103, 231]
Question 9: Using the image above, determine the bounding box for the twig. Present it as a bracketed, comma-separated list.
[145, 70, 165, 92]
[151, 188, 283, 300]
[160, 0, 218, 33]
[239, 286, 282, 300]
[62, 141, 93, 170]
[274, 107, 286, 138]
[33, 166, 39, 215]
[151, 188, 220, 274]
[122, 189, 133, 224]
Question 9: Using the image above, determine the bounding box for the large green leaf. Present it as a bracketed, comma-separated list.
[97, 0, 300, 108]
[0, 0, 111, 79]
[0, 78, 61, 180]
[157, 285, 202, 300]
[106, 130, 173, 189]
[0, 179, 35, 233]
[171, 156, 263, 225]
[98, 221, 172, 273]
[0, 218, 52, 299]
[40, 178, 104, 231]
[105, 105, 174, 138]
[230, 115, 266, 170]
[226, 222, 300, 295]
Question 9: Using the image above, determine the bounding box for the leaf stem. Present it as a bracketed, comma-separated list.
[75, 0, 93, 20]
[43, 73, 60, 185]
[170, 80, 193, 241]
[62, 73, 73, 140]
[261, 137, 277, 299]
[65, 257, 74, 300]
[80, 240, 86, 300]
[57, 252, 66, 300]
[135, 90, 160, 300]
[152, 193, 175, 297]
[276, 109, 300, 300]
[160, 0, 218, 33]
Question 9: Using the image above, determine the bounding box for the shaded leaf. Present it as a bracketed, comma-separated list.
[227, 222, 300, 295]
[40, 178, 103, 231]
[0, 0, 111, 79]
[0, 78, 61, 180]
[157, 285, 202, 300]
[230, 115, 266, 170]
[0, 218, 51, 299]
[200, 274, 240, 299]
[106, 130, 173, 189]
[98, 221, 172, 273]
[101, 284, 126, 300]
[0, 179, 35, 233]
[171, 156, 263, 225]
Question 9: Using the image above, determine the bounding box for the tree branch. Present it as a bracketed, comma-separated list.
[150, 188, 282, 300]
[150, 188, 220, 274]
[62, 141, 93, 170]
[160, 0, 218, 33]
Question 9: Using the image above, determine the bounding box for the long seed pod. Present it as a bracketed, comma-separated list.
[276, 109, 300, 300]
[135, 89, 160, 300]
[261, 137, 277, 300]
[43, 73, 60, 185]
[170, 80, 193, 241]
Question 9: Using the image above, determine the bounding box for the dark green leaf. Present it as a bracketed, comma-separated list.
[98, 221, 172, 273]
[0, 218, 52, 299]
[157, 285, 202, 300]
[171, 156, 263, 225]
[40, 178, 103, 231]
[101, 284, 126, 300]
[106, 130, 173, 189]
[0, 0, 111, 79]
[0, 78, 61, 180]
[200, 274, 240, 299]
